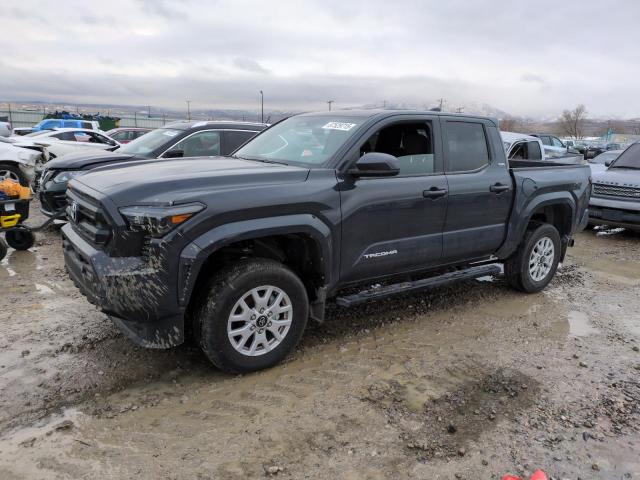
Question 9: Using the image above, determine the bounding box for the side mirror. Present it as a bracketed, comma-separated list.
[348, 152, 400, 178]
[163, 149, 184, 159]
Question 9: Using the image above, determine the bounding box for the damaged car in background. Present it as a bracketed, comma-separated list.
[38, 121, 266, 218]
[0, 136, 49, 185]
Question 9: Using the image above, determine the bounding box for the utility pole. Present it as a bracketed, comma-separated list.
[147, 105, 151, 118]
[186, 100, 191, 121]
[260, 90, 264, 123]
[327, 100, 334, 111]
[438, 98, 445, 112]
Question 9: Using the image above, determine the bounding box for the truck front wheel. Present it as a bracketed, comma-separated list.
[194, 258, 309, 373]
[504, 223, 561, 293]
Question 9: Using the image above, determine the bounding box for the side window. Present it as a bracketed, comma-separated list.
[528, 141, 542, 160]
[224, 130, 258, 154]
[111, 131, 126, 141]
[171, 131, 221, 157]
[43, 120, 61, 129]
[508, 141, 526, 160]
[444, 121, 489, 172]
[540, 136, 552, 146]
[74, 132, 91, 142]
[551, 137, 564, 148]
[53, 131, 77, 141]
[358, 122, 435, 176]
[82, 122, 93, 129]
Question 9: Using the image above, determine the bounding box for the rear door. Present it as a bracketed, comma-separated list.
[222, 130, 261, 155]
[339, 116, 448, 283]
[440, 118, 512, 261]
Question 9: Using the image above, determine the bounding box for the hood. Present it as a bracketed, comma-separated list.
[72, 157, 310, 206]
[592, 168, 640, 188]
[44, 149, 137, 170]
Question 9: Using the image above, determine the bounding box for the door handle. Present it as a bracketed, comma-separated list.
[490, 183, 510, 193]
[423, 187, 448, 199]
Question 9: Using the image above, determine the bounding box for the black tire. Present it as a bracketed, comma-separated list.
[5, 229, 36, 250]
[504, 223, 561, 293]
[0, 163, 29, 187]
[0, 238, 7, 261]
[194, 258, 309, 373]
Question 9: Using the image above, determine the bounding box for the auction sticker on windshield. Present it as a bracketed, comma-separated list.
[322, 122, 357, 131]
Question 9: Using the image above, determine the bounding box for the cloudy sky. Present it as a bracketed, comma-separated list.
[2, 0, 638, 117]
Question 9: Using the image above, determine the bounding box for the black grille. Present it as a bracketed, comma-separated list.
[141, 236, 152, 262]
[66, 189, 112, 245]
[593, 183, 640, 199]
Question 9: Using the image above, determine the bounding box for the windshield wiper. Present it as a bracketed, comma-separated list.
[610, 165, 640, 170]
[232, 155, 288, 166]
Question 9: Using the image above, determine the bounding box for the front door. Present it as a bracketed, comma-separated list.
[339, 117, 448, 283]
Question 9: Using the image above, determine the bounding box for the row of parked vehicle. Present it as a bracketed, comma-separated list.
[2, 111, 638, 373]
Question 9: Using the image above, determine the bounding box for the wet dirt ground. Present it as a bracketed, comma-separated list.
[1, 208, 639, 479]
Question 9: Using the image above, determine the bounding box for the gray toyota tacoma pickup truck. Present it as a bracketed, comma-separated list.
[61, 110, 591, 372]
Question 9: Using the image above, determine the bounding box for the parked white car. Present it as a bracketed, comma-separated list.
[21, 128, 120, 158]
[502, 132, 584, 164]
[0, 136, 48, 185]
[0, 121, 12, 137]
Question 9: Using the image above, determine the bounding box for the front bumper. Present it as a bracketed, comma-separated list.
[38, 173, 69, 218]
[589, 196, 640, 231]
[61, 223, 185, 348]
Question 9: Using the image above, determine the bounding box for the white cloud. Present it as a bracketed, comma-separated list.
[2, 0, 638, 117]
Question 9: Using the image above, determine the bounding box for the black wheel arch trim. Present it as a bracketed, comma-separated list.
[177, 214, 333, 307]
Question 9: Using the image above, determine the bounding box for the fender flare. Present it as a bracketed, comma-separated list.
[497, 192, 577, 259]
[177, 214, 333, 307]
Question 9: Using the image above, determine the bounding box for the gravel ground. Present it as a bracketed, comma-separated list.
[1, 206, 639, 479]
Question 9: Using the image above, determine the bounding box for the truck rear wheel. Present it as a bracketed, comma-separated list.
[194, 258, 309, 373]
[504, 223, 561, 293]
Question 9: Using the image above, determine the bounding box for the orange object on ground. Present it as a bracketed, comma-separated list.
[0, 179, 31, 199]
[503, 471, 548, 480]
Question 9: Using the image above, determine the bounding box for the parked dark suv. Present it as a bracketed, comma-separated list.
[38, 121, 267, 217]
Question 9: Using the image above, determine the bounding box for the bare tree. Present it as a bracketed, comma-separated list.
[499, 117, 519, 132]
[558, 104, 588, 139]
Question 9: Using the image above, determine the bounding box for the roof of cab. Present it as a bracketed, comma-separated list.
[163, 120, 269, 131]
[296, 109, 498, 126]
[501, 131, 540, 144]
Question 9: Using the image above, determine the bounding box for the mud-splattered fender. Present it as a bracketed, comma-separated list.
[177, 214, 333, 307]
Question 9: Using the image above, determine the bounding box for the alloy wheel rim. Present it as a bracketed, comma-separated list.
[227, 285, 293, 357]
[529, 236, 555, 281]
[0, 170, 19, 182]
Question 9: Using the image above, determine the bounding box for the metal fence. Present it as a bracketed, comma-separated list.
[0, 109, 186, 129]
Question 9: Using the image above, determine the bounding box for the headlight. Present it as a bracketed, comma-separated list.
[53, 170, 81, 184]
[119, 203, 205, 238]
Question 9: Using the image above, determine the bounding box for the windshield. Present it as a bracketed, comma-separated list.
[590, 151, 619, 165]
[610, 143, 640, 169]
[118, 128, 180, 156]
[234, 115, 364, 166]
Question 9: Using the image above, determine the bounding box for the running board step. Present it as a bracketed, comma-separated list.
[335, 264, 501, 307]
